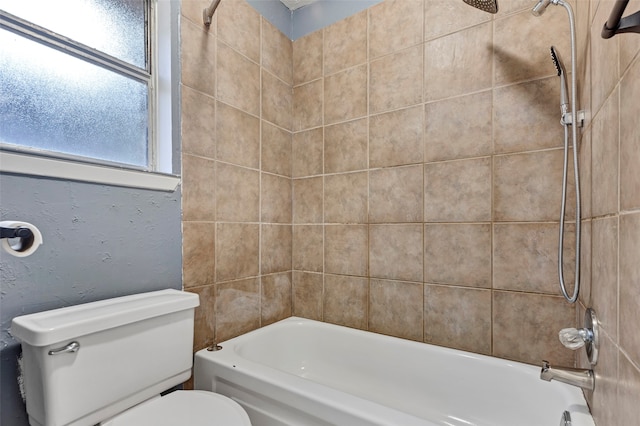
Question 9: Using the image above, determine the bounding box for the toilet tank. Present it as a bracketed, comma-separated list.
[11, 289, 200, 426]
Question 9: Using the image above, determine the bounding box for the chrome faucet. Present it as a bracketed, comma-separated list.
[540, 360, 595, 391]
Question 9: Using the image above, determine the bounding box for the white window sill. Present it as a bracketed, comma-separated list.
[0, 151, 180, 192]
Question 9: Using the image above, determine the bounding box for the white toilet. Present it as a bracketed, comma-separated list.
[11, 289, 251, 426]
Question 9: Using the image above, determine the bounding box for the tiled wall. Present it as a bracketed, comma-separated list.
[180, 0, 293, 349]
[180, 0, 640, 422]
[291, 0, 579, 367]
[576, 1, 640, 424]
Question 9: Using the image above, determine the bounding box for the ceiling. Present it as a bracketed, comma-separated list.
[279, 0, 319, 11]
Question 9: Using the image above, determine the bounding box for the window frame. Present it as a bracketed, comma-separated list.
[0, 0, 180, 191]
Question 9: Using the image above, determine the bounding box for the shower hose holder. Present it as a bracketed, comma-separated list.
[561, 110, 585, 127]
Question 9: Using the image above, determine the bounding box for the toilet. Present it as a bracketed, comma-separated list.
[11, 289, 251, 426]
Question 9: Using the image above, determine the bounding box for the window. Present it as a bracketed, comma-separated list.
[0, 0, 178, 190]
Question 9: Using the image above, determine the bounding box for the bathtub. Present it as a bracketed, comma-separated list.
[194, 317, 595, 426]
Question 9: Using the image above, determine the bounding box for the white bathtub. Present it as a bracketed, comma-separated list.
[194, 317, 594, 426]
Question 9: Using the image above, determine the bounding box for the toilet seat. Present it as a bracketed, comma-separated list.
[102, 390, 251, 426]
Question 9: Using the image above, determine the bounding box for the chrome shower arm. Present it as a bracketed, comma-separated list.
[203, 0, 222, 27]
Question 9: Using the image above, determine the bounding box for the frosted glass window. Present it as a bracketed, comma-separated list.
[0, 0, 147, 68]
[0, 29, 149, 167]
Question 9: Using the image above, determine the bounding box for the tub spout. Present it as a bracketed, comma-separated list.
[540, 360, 595, 391]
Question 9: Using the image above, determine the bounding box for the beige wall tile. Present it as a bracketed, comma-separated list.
[493, 9, 570, 86]
[424, 284, 491, 354]
[425, 157, 492, 222]
[493, 223, 575, 295]
[261, 173, 292, 223]
[293, 80, 323, 131]
[620, 213, 640, 367]
[181, 86, 216, 159]
[370, 45, 423, 114]
[262, 70, 292, 130]
[369, 279, 423, 341]
[579, 219, 592, 307]
[181, 0, 211, 25]
[181, 18, 216, 97]
[424, 0, 490, 41]
[424, 22, 492, 102]
[493, 291, 575, 365]
[262, 122, 292, 177]
[293, 30, 323, 86]
[293, 177, 323, 223]
[370, 224, 423, 282]
[618, 351, 640, 425]
[262, 19, 293, 85]
[493, 77, 565, 154]
[215, 223, 259, 281]
[292, 271, 323, 320]
[324, 118, 368, 173]
[592, 217, 618, 339]
[325, 225, 368, 276]
[370, 106, 424, 168]
[183, 222, 215, 288]
[324, 65, 368, 124]
[589, 331, 619, 426]
[216, 0, 260, 63]
[591, 86, 619, 217]
[217, 41, 260, 116]
[182, 154, 216, 221]
[494, 150, 575, 222]
[370, 165, 423, 223]
[215, 277, 260, 342]
[424, 224, 491, 288]
[323, 274, 368, 330]
[369, 0, 423, 58]
[216, 162, 259, 222]
[620, 56, 640, 211]
[293, 225, 323, 272]
[261, 272, 292, 326]
[324, 11, 367, 75]
[216, 102, 260, 168]
[424, 91, 492, 162]
[324, 172, 368, 224]
[495, 0, 531, 15]
[292, 128, 323, 177]
[187, 284, 216, 351]
[580, 130, 593, 220]
[261, 224, 292, 274]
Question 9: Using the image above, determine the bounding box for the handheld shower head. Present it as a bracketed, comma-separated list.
[550, 46, 569, 113]
[462, 0, 499, 14]
[550, 45, 565, 77]
[532, 0, 552, 16]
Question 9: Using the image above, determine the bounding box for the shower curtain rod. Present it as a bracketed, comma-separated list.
[203, 0, 222, 27]
[601, 0, 640, 38]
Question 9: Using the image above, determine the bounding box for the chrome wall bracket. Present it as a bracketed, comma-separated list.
[583, 308, 599, 366]
[561, 110, 585, 128]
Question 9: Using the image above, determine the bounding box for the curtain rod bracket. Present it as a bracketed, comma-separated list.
[602, 0, 640, 39]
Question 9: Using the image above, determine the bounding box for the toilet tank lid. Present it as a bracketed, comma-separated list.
[11, 289, 199, 347]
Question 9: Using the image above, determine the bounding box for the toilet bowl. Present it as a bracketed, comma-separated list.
[11, 289, 252, 426]
[102, 391, 251, 426]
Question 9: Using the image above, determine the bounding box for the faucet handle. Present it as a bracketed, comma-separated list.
[557, 308, 599, 366]
[559, 327, 590, 350]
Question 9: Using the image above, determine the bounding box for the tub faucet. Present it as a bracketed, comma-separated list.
[540, 360, 595, 391]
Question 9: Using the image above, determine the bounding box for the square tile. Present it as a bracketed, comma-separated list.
[424, 284, 491, 354]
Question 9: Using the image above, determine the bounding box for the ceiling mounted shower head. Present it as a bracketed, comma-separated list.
[462, 0, 499, 14]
